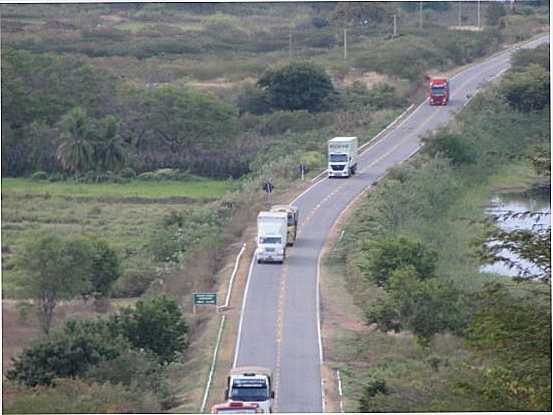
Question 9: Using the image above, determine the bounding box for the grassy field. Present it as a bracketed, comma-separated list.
[1, 177, 235, 298]
[1, 177, 235, 200]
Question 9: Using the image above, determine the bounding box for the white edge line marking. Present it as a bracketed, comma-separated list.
[232, 255, 256, 368]
[337, 369, 344, 413]
[316, 244, 325, 411]
[200, 314, 226, 413]
[223, 243, 247, 308]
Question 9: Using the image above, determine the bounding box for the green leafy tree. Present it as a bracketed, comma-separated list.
[466, 283, 551, 410]
[6, 319, 127, 386]
[366, 267, 467, 347]
[511, 44, 549, 72]
[15, 232, 95, 334]
[499, 64, 550, 112]
[109, 295, 189, 363]
[84, 239, 122, 309]
[423, 132, 478, 166]
[359, 237, 438, 287]
[56, 107, 96, 173]
[332, 2, 393, 25]
[258, 62, 336, 112]
[486, 2, 507, 26]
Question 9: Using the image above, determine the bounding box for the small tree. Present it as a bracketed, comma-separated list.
[486, 2, 507, 26]
[6, 319, 126, 386]
[15, 232, 94, 334]
[359, 237, 438, 287]
[85, 239, 122, 311]
[499, 65, 550, 112]
[109, 295, 188, 363]
[258, 62, 336, 112]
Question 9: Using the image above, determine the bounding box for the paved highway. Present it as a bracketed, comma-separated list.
[233, 35, 549, 413]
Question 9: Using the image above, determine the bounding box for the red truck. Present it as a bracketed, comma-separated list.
[428, 77, 450, 105]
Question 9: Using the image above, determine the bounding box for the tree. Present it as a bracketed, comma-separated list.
[6, 319, 127, 386]
[15, 232, 95, 334]
[359, 237, 438, 287]
[109, 295, 188, 363]
[486, 2, 507, 26]
[511, 44, 550, 72]
[366, 266, 467, 347]
[498, 65, 550, 112]
[95, 116, 126, 172]
[56, 107, 96, 173]
[83, 239, 122, 310]
[257, 62, 336, 112]
[465, 283, 551, 410]
[332, 2, 393, 25]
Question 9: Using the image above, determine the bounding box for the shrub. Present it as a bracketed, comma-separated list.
[109, 295, 189, 364]
[111, 269, 156, 298]
[235, 82, 271, 115]
[119, 167, 136, 178]
[499, 64, 550, 112]
[30, 171, 48, 181]
[359, 237, 438, 287]
[137, 168, 190, 181]
[258, 62, 336, 112]
[511, 44, 549, 72]
[359, 378, 389, 412]
[6, 319, 128, 387]
[423, 132, 478, 166]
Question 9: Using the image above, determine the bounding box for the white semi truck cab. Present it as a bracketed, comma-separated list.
[225, 367, 274, 413]
[256, 211, 288, 263]
[328, 136, 358, 178]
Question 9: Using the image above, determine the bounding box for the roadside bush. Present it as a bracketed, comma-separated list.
[359, 237, 438, 287]
[498, 64, 550, 112]
[108, 295, 189, 364]
[6, 319, 128, 387]
[255, 110, 332, 136]
[111, 268, 156, 298]
[359, 378, 389, 412]
[423, 132, 478, 166]
[511, 44, 549, 72]
[2, 378, 161, 413]
[119, 166, 136, 178]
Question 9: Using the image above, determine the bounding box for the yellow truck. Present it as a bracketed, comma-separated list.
[270, 205, 299, 246]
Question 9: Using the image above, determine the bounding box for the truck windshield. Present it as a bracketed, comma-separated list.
[431, 86, 446, 96]
[260, 237, 281, 244]
[330, 154, 348, 162]
[231, 383, 269, 402]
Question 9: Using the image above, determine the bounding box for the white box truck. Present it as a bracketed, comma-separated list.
[225, 367, 274, 413]
[256, 211, 288, 263]
[328, 136, 358, 178]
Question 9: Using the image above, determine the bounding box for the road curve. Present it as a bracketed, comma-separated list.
[233, 35, 549, 413]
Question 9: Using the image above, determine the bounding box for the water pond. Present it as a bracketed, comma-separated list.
[480, 190, 551, 277]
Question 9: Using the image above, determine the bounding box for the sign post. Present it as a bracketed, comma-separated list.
[192, 293, 217, 314]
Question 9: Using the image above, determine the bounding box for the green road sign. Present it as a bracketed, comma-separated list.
[193, 293, 217, 305]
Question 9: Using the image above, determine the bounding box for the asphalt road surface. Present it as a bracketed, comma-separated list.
[233, 35, 549, 413]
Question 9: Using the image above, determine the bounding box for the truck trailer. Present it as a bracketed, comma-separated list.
[328, 136, 358, 178]
[225, 367, 274, 413]
[256, 211, 288, 263]
[270, 205, 299, 246]
[428, 77, 450, 105]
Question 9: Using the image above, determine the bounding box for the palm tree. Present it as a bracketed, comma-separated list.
[96, 115, 126, 172]
[56, 107, 95, 173]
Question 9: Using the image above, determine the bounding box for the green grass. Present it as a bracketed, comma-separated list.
[1, 177, 235, 298]
[1, 178, 234, 200]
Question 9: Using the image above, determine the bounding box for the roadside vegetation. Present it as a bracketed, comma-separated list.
[1, 2, 549, 413]
[325, 44, 550, 412]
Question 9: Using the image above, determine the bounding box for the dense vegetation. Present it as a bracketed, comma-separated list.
[1, 2, 549, 413]
[330, 44, 550, 412]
